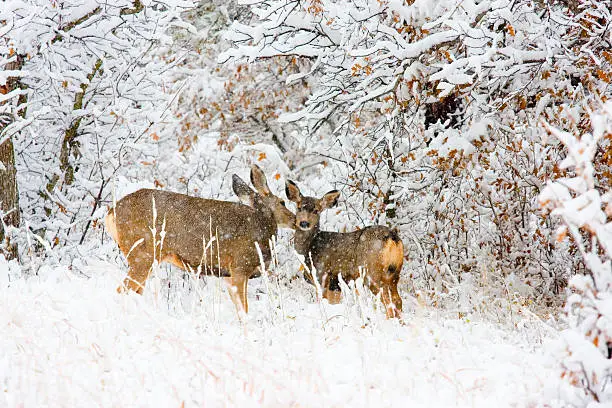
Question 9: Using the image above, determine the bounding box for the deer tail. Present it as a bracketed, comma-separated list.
[381, 229, 404, 275]
[104, 207, 119, 243]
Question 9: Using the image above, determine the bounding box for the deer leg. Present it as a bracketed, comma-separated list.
[224, 270, 249, 315]
[322, 274, 342, 304]
[236, 273, 248, 314]
[118, 254, 154, 294]
[223, 277, 240, 313]
[322, 289, 342, 304]
[379, 284, 403, 319]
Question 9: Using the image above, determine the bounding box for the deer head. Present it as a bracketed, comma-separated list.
[233, 165, 295, 229]
[285, 179, 340, 232]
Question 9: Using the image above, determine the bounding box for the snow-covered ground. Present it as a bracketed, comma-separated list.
[1, 257, 564, 407]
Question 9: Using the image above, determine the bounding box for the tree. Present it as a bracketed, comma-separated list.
[0, 126, 20, 260]
[540, 102, 612, 405]
[222, 0, 612, 305]
[0, 45, 25, 260]
[0, 0, 194, 263]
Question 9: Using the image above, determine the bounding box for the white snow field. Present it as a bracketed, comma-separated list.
[1, 257, 565, 407]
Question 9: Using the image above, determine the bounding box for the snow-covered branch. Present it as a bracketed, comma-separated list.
[540, 102, 612, 404]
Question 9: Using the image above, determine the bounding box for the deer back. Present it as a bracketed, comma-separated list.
[303, 226, 402, 283]
[112, 188, 276, 276]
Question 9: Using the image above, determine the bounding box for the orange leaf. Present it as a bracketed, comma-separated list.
[596, 69, 611, 83]
[555, 226, 567, 243]
[274, 173, 281, 180]
[507, 24, 515, 36]
[151, 132, 159, 141]
[258, 152, 266, 161]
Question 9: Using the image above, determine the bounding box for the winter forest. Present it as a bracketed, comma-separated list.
[1, 0, 612, 406]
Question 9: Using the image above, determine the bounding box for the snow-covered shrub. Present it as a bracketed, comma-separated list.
[220, 0, 612, 311]
[0, 0, 194, 268]
[163, 0, 312, 170]
[540, 102, 612, 404]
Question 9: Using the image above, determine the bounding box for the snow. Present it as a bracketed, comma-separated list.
[4, 0, 609, 405]
[1, 258, 562, 407]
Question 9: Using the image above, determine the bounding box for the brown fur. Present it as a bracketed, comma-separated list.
[104, 210, 119, 243]
[380, 239, 404, 275]
[106, 166, 295, 315]
[286, 180, 404, 318]
[162, 253, 187, 270]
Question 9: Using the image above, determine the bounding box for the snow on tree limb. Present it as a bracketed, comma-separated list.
[540, 102, 612, 404]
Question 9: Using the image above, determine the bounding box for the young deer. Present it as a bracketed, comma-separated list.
[105, 165, 295, 314]
[285, 180, 404, 318]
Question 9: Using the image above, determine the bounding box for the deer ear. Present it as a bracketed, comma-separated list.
[232, 174, 255, 204]
[285, 180, 302, 203]
[320, 190, 340, 209]
[250, 164, 271, 196]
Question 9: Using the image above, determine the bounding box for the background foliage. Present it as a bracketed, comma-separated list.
[1, 0, 612, 403]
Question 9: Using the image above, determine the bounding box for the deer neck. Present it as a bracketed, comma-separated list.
[293, 224, 319, 256]
[252, 196, 277, 230]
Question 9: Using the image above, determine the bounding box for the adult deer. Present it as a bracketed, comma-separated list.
[285, 180, 404, 318]
[105, 165, 295, 314]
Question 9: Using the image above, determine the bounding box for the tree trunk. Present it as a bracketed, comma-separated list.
[0, 134, 20, 260]
[0, 56, 24, 260]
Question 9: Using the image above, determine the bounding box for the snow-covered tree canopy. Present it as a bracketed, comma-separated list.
[540, 102, 612, 405]
[1, 0, 194, 261]
[1, 0, 612, 405]
[222, 0, 612, 302]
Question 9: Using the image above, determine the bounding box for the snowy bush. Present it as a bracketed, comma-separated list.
[540, 102, 612, 405]
[0, 0, 195, 267]
[220, 0, 612, 311]
[3, 2, 605, 404]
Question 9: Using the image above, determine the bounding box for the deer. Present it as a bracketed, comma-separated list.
[104, 165, 295, 314]
[285, 180, 404, 319]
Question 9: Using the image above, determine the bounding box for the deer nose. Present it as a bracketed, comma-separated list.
[299, 221, 310, 229]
